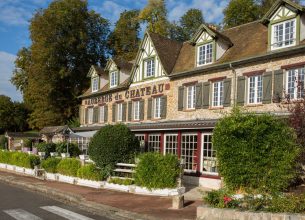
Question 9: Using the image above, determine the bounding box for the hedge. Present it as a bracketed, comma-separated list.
[41, 157, 61, 173]
[36, 142, 56, 157]
[0, 151, 40, 169]
[77, 164, 106, 181]
[134, 153, 181, 189]
[57, 158, 81, 177]
[56, 141, 80, 157]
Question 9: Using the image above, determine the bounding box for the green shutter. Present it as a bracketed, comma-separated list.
[262, 71, 273, 104]
[104, 105, 108, 123]
[85, 108, 88, 124]
[128, 101, 132, 121]
[161, 96, 167, 119]
[223, 78, 232, 107]
[122, 102, 127, 122]
[140, 100, 145, 120]
[147, 98, 152, 120]
[202, 82, 210, 109]
[178, 86, 184, 111]
[237, 76, 246, 106]
[112, 104, 116, 122]
[195, 83, 203, 109]
[93, 107, 98, 123]
[273, 69, 284, 103]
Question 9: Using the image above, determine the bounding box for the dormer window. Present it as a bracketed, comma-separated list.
[144, 58, 155, 78]
[197, 43, 213, 66]
[92, 77, 99, 92]
[271, 18, 296, 50]
[110, 71, 118, 88]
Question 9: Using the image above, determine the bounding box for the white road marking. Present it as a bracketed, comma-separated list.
[3, 209, 42, 220]
[40, 206, 95, 220]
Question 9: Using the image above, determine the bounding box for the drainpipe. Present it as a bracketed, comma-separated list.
[229, 63, 237, 107]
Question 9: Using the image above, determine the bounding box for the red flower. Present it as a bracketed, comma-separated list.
[223, 196, 232, 205]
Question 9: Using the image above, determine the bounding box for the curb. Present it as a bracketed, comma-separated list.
[0, 172, 160, 220]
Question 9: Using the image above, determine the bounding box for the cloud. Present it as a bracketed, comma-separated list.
[0, 51, 22, 101]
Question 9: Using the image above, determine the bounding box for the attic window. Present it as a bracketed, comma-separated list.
[110, 71, 118, 88]
[271, 18, 296, 50]
[197, 43, 213, 66]
[92, 77, 99, 92]
[144, 58, 155, 78]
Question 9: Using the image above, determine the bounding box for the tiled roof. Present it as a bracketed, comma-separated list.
[5, 132, 41, 139]
[112, 57, 133, 73]
[40, 125, 70, 134]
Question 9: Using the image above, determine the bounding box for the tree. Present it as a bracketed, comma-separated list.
[223, 0, 260, 28]
[258, 0, 300, 17]
[139, 0, 169, 36]
[11, 0, 110, 129]
[108, 10, 140, 61]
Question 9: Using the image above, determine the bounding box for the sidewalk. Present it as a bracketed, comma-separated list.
[0, 169, 200, 220]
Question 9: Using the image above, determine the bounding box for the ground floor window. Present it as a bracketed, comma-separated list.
[68, 137, 91, 155]
[181, 133, 198, 172]
[164, 134, 178, 155]
[201, 133, 217, 174]
[148, 134, 161, 152]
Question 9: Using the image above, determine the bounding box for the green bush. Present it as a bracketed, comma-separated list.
[0, 150, 10, 163]
[203, 189, 239, 209]
[77, 164, 106, 181]
[213, 108, 300, 193]
[134, 153, 180, 189]
[41, 157, 61, 173]
[23, 138, 32, 148]
[36, 142, 56, 157]
[0, 151, 40, 168]
[267, 194, 305, 213]
[88, 124, 140, 169]
[108, 177, 134, 185]
[56, 141, 80, 157]
[57, 158, 81, 176]
[0, 135, 8, 149]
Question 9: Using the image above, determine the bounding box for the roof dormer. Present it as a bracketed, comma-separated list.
[87, 66, 103, 93]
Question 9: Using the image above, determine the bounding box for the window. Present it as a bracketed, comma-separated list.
[201, 134, 217, 174]
[99, 106, 105, 123]
[153, 97, 161, 119]
[181, 134, 198, 172]
[148, 134, 161, 152]
[136, 134, 146, 152]
[92, 77, 99, 92]
[197, 43, 213, 66]
[117, 103, 123, 122]
[286, 68, 305, 100]
[133, 101, 140, 121]
[88, 108, 93, 124]
[212, 81, 224, 107]
[187, 86, 196, 109]
[248, 75, 262, 104]
[271, 19, 296, 50]
[164, 134, 178, 155]
[144, 58, 155, 78]
[110, 71, 118, 88]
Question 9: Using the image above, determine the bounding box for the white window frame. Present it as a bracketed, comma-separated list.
[144, 58, 155, 78]
[148, 134, 161, 152]
[117, 103, 123, 122]
[271, 18, 296, 50]
[99, 106, 105, 123]
[153, 97, 161, 119]
[92, 77, 99, 92]
[110, 71, 118, 88]
[163, 134, 178, 155]
[247, 75, 263, 104]
[181, 133, 198, 173]
[88, 108, 93, 124]
[212, 81, 224, 107]
[186, 85, 196, 110]
[197, 42, 213, 66]
[201, 133, 218, 175]
[286, 68, 305, 100]
[133, 101, 140, 121]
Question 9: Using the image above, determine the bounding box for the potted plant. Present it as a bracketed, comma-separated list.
[61, 153, 70, 158]
[79, 154, 89, 160]
[50, 152, 57, 157]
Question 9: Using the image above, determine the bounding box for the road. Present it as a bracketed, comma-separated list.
[0, 181, 111, 220]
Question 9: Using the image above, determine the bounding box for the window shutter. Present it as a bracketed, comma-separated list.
[85, 108, 88, 124]
[178, 86, 184, 111]
[223, 78, 232, 107]
[161, 96, 167, 119]
[262, 71, 273, 104]
[195, 83, 203, 109]
[128, 101, 132, 121]
[140, 100, 145, 120]
[93, 107, 99, 123]
[79, 106, 84, 124]
[122, 102, 127, 122]
[147, 98, 152, 120]
[104, 105, 108, 123]
[237, 76, 246, 106]
[112, 103, 116, 122]
[273, 69, 284, 103]
[202, 82, 210, 109]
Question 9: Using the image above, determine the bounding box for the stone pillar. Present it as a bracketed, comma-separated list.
[172, 195, 184, 209]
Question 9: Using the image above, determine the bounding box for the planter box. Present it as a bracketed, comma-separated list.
[50, 152, 58, 157]
[15, 166, 25, 174]
[57, 174, 76, 184]
[76, 178, 103, 189]
[104, 182, 129, 192]
[61, 153, 70, 158]
[6, 164, 15, 171]
[134, 186, 185, 197]
[24, 168, 35, 176]
[38, 152, 46, 157]
[79, 155, 89, 160]
[0, 163, 6, 169]
[45, 172, 57, 181]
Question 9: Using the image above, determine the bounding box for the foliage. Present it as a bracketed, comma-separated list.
[36, 142, 56, 157]
[23, 138, 32, 148]
[88, 124, 140, 169]
[134, 153, 180, 189]
[11, 0, 110, 129]
[41, 157, 61, 173]
[213, 108, 300, 193]
[0, 151, 40, 168]
[56, 141, 81, 157]
[267, 193, 305, 213]
[258, 0, 300, 17]
[67, 117, 80, 128]
[57, 158, 81, 177]
[77, 164, 107, 181]
[108, 177, 134, 186]
[0, 135, 8, 149]
[139, 0, 169, 37]
[108, 10, 140, 61]
[203, 189, 239, 209]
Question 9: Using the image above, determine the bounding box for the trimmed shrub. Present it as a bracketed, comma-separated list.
[41, 157, 61, 173]
[88, 124, 140, 169]
[77, 164, 106, 181]
[36, 142, 56, 157]
[108, 177, 134, 185]
[134, 153, 181, 189]
[57, 158, 81, 176]
[23, 138, 32, 148]
[0, 151, 40, 168]
[56, 141, 80, 157]
[213, 109, 300, 193]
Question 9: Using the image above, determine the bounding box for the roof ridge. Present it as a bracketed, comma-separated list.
[222, 20, 262, 32]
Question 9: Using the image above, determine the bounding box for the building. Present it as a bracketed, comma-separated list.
[5, 132, 41, 151]
[78, 0, 305, 188]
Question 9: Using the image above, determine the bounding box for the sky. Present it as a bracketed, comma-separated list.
[0, 0, 231, 102]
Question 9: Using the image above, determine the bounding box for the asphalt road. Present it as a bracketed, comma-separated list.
[0, 181, 111, 220]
